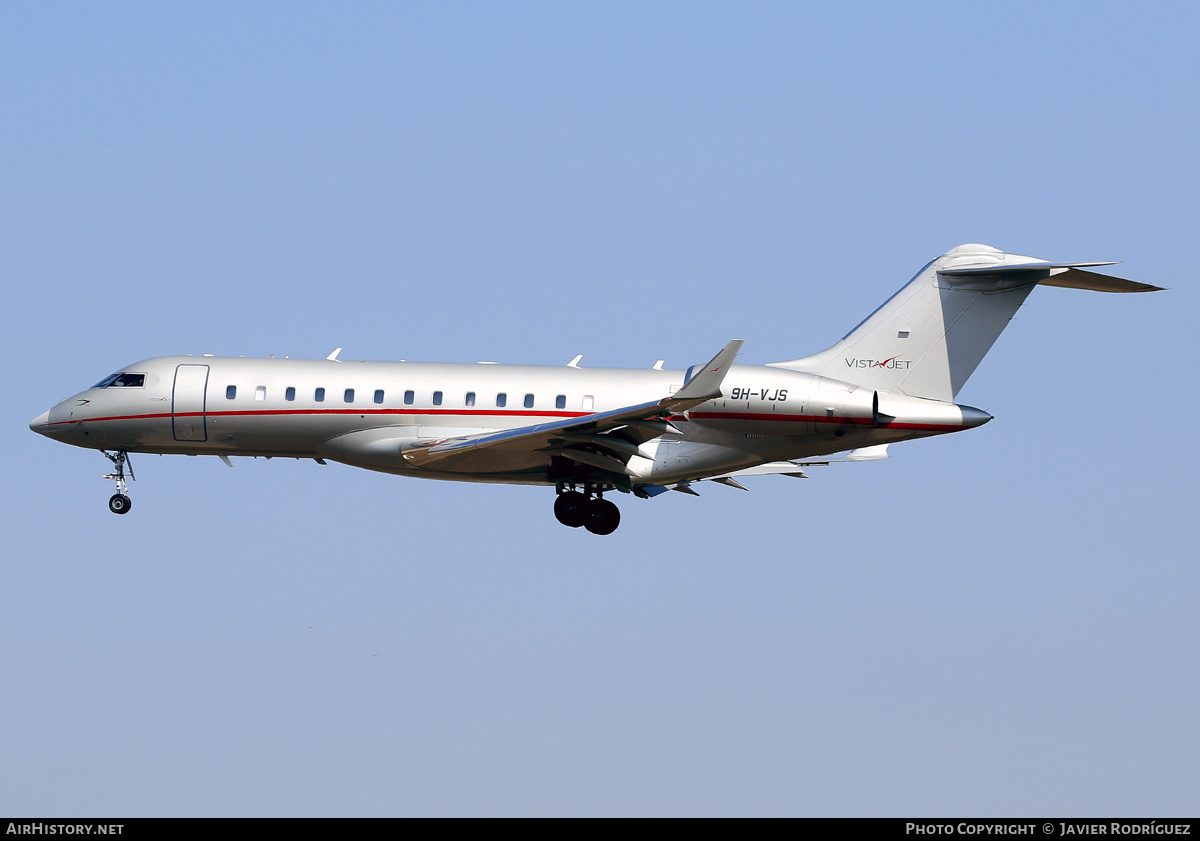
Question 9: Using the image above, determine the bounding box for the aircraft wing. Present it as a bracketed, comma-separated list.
[402, 340, 743, 475]
[792, 444, 891, 464]
[706, 444, 891, 481]
[637, 444, 892, 496]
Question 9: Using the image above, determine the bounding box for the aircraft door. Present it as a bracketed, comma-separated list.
[172, 364, 209, 442]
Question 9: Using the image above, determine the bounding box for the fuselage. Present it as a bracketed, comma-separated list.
[29, 245, 1154, 532]
[31, 354, 989, 488]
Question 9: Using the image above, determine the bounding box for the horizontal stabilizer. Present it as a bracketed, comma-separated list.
[937, 260, 1118, 276]
[938, 261, 1163, 293]
[1038, 268, 1164, 293]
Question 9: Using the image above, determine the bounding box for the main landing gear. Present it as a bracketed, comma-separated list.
[553, 486, 621, 535]
[102, 450, 134, 515]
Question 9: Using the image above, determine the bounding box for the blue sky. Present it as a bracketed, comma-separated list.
[2, 2, 1197, 816]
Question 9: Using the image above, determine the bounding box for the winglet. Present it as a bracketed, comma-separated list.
[326, 347, 343, 361]
[674, 339, 743, 401]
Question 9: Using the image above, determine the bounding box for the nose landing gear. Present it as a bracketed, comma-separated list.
[102, 450, 133, 515]
[553, 485, 621, 535]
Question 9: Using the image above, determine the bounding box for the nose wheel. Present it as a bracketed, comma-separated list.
[553, 487, 621, 535]
[102, 450, 134, 515]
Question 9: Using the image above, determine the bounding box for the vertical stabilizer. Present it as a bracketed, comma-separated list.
[766, 244, 1156, 401]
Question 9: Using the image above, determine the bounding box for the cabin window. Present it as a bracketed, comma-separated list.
[555, 395, 566, 410]
[496, 392, 507, 408]
[285, 387, 296, 402]
[524, 394, 534, 409]
[315, 388, 325, 403]
[433, 391, 443, 406]
[226, 385, 236, 400]
[254, 386, 266, 402]
[344, 388, 355, 403]
[374, 389, 384, 404]
[583, 395, 594, 410]
[465, 392, 476, 407]
[404, 390, 414, 405]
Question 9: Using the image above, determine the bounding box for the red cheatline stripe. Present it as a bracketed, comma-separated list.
[52, 407, 969, 433]
[49, 407, 592, 426]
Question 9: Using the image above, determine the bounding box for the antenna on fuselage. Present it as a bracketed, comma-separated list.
[326, 347, 342, 361]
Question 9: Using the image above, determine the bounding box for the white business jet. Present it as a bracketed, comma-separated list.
[30, 244, 1160, 534]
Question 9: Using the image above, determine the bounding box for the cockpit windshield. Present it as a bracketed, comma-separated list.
[92, 372, 146, 388]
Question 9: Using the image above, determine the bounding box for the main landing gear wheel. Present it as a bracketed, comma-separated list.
[553, 490, 587, 528]
[553, 487, 622, 534]
[108, 494, 132, 515]
[583, 498, 620, 536]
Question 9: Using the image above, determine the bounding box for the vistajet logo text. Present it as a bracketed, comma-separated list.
[845, 356, 913, 370]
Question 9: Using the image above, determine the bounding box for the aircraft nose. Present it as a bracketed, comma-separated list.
[30, 410, 51, 435]
[958, 405, 993, 428]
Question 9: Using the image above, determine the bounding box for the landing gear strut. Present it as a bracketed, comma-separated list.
[102, 450, 133, 515]
[553, 485, 621, 535]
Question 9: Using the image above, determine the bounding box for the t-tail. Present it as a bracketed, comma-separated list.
[767, 243, 1163, 401]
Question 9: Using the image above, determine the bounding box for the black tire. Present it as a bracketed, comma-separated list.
[583, 498, 620, 535]
[553, 490, 587, 528]
[108, 494, 131, 515]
